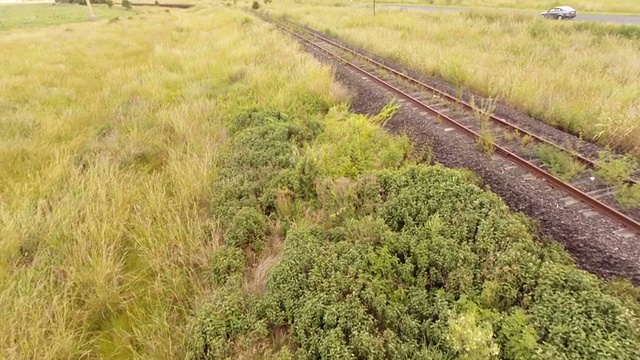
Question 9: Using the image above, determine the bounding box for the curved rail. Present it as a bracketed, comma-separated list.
[267, 17, 640, 234]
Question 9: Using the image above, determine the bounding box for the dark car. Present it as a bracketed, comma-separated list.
[541, 6, 577, 20]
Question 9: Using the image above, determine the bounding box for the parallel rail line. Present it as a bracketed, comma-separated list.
[264, 16, 640, 235]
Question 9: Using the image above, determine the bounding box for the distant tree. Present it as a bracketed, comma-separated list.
[122, 0, 132, 10]
[106, 0, 114, 7]
[251, 0, 260, 9]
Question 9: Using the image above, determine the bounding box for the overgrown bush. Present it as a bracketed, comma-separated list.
[188, 289, 267, 359]
[259, 166, 640, 359]
[210, 109, 321, 223]
[224, 207, 268, 251]
[189, 108, 640, 359]
[209, 246, 245, 287]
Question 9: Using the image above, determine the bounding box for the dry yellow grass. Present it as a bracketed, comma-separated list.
[264, 1, 640, 157]
[0, 4, 343, 358]
[0, 4, 130, 30]
[372, 0, 640, 14]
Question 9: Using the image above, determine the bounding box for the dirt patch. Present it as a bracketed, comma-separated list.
[244, 222, 285, 295]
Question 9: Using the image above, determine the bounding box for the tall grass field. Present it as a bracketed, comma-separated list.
[1, 2, 639, 359]
[372, 0, 640, 14]
[266, 1, 640, 158]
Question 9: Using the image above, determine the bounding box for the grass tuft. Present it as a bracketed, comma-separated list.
[535, 144, 586, 181]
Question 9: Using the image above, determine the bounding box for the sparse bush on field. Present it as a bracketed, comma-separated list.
[106, 0, 114, 8]
[77, 0, 107, 4]
[122, 0, 131, 10]
[252, 1, 260, 10]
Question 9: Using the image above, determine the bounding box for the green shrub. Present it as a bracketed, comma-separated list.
[193, 109, 640, 359]
[252, 1, 260, 10]
[122, 0, 132, 10]
[530, 263, 640, 359]
[259, 166, 640, 358]
[224, 207, 268, 251]
[314, 110, 410, 178]
[210, 110, 322, 222]
[105, 0, 114, 7]
[209, 246, 245, 287]
[187, 289, 266, 359]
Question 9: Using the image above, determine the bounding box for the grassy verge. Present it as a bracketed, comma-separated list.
[262, 1, 640, 158]
[0, 4, 133, 30]
[0, 5, 344, 358]
[367, 0, 640, 14]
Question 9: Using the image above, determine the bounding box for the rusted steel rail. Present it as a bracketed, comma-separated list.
[279, 19, 637, 187]
[267, 18, 640, 234]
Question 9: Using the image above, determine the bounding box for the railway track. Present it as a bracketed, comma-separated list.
[263, 15, 640, 237]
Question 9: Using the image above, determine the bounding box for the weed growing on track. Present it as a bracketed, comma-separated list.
[593, 152, 640, 207]
[615, 184, 640, 208]
[596, 152, 637, 185]
[0, 6, 344, 358]
[477, 125, 495, 155]
[535, 144, 586, 181]
[264, 2, 640, 158]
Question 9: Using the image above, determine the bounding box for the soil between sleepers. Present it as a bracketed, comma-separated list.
[288, 29, 640, 285]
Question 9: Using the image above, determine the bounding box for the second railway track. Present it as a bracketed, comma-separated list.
[262, 15, 640, 237]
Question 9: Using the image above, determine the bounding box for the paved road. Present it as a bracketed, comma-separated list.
[378, 4, 640, 25]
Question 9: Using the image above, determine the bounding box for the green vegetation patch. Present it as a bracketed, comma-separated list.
[188, 108, 640, 359]
[0, 4, 130, 30]
[535, 144, 586, 181]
